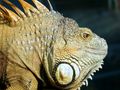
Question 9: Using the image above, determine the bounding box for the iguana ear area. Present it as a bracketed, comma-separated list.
[53, 62, 80, 86]
[79, 28, 93, 41]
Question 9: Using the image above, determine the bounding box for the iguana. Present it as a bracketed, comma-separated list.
[0, 0, 108, 90]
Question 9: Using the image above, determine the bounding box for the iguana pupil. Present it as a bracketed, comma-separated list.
[82, 33, 90, 39]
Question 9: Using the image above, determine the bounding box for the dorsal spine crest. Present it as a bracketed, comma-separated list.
[0, 0, 49, 26]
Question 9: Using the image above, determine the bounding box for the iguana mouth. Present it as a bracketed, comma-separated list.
[85, 39, 108, 57]
[85, 49, 107, 55]
[85, 45, 107, 54]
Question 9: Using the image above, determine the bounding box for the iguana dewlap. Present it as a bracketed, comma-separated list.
[0, 0, 108, 90]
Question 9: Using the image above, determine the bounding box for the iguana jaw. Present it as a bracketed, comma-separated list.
[79, 40, 107, 87]
[80, 60, 104, 86]
[77, 43, 108, 89]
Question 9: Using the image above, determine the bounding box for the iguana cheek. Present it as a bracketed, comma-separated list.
[53, 62, 80, 87]
[55, 63, 73, 85]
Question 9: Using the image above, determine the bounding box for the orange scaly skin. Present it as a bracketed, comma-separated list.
[0, 0, 108, 90]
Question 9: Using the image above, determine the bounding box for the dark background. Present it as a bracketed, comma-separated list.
[0, 0, 120, 90]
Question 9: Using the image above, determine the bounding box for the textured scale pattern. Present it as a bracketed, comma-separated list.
[0, 0, 108, 90]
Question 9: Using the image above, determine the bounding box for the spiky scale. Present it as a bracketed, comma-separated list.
[18, 0, 39, 16]
[3, 0, 26, 18]
[32, 0, 49, 12]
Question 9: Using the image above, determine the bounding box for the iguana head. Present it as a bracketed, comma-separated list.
[43, 12, 108, 89]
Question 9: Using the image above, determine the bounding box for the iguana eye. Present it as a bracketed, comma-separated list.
[54, 62, 80, 86]
[80, 28, 93, 41]
[82, 32, 90, 39]
[81, 31, 91, 40]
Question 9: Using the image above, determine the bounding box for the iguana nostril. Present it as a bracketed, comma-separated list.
[55, 63, 74, 85]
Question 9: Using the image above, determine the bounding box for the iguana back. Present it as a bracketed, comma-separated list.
[0, 0, 108, 90]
